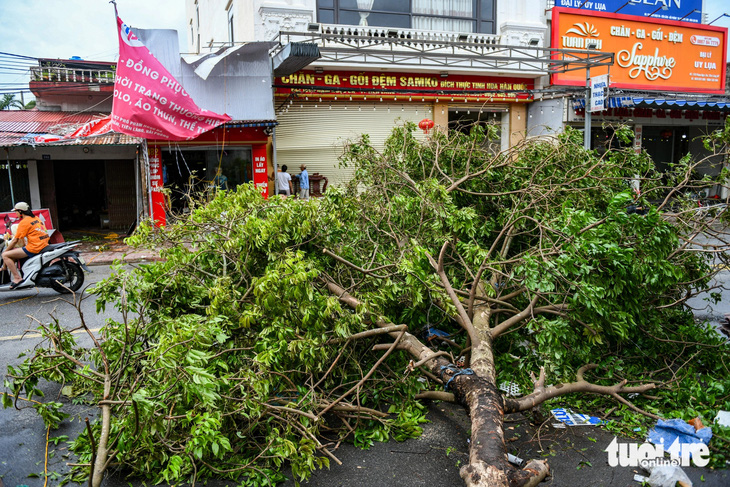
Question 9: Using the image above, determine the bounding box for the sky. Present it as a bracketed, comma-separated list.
[0, 0, 188, 97]
[0, 0, 729, 99]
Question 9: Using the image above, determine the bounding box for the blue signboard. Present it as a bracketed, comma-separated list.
[554, 0, 703, 24]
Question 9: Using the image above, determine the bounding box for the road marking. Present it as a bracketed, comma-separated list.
[0, 327, 102, 342]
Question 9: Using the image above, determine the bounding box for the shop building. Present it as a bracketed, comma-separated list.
[186, 0, 562, 187]
[0, 57, 142, 232]
[0, 31, 278, 231]
[529, 4, 729, 195]
[136, 29, 277, 217]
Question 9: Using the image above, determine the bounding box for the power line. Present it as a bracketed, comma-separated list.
[0, 67, 31, 72]
[0, 51, 39, 61]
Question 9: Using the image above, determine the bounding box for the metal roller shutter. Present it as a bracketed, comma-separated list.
[275, 102, 432, 186]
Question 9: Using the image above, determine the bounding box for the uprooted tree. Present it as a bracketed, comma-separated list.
[4, 120, 730, 487]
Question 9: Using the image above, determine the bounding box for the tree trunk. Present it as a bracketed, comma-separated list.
[326, 281, 548, 487]
[91, 376, 111, 487]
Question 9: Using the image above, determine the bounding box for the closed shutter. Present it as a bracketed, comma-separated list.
[275, 102, 431, 186]
[105, 160, 136, 230]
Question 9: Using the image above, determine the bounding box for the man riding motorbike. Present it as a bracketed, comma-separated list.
[1, 202, 50, 289]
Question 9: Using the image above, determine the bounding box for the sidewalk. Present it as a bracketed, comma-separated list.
[68, 231, 162, 266]
[79, 244, 161, 266]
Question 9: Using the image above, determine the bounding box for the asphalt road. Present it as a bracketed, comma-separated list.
[0, 264, 728, 487]
[0, 265, 123, 487]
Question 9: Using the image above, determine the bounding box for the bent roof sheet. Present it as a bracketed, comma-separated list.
[0, 111, 141, 146]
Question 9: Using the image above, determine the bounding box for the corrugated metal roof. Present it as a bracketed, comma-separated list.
[0, 111, 141, 147]
[32, 133, 140, 146]
[0, 111, 107, 134]
[0, 133, 26, 146]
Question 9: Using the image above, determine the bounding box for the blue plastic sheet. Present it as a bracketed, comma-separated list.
[648, 418, 712, 449]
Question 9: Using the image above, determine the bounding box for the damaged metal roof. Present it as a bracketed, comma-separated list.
[0, 111, 141, 147]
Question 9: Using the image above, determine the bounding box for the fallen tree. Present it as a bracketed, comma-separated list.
[4, 121, 730, 486]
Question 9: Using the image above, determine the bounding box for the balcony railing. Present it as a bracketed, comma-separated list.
[30, 66, 115, 84]
[312, 23, 502, 48]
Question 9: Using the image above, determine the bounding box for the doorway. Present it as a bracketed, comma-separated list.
[161, 147, 253, 214]
[53, 160, 107, 230]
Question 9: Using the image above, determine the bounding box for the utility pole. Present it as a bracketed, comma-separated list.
[584, 67, 591, 150]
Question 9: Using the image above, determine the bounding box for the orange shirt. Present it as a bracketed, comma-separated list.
[15, 216, 49, 253]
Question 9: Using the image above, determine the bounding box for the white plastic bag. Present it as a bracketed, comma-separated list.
[645, 464, 692, 487]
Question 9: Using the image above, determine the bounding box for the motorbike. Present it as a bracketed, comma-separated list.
[0, 240, 89, 294]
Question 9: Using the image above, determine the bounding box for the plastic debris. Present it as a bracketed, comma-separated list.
[421, 326, 450, 343]
[499, 381, 521, 397]
[715, 410, 730, 428]
[507, 453, 524, 466]
[647, 418, 712, 454]
[550, 408, 604, 427]
[687, 417, 704, 431]
[643, 463, 692, 487]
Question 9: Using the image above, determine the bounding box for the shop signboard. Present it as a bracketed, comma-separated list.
[590, 74, 609, 112]
[553, 0, 703, 24]
[276, 71, 534, 102]
[0, 209, 58, 242]
[552, 8, 727, 94]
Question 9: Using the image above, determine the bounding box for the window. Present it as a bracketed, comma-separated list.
[195, 0, 201, 51]
[316, 0, 495, 34]
[228, 5, 234, 44]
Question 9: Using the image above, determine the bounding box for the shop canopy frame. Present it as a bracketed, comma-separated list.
[272, 28, 614, 75]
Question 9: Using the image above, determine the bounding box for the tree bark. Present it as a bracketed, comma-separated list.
[326, 280, 547, 487]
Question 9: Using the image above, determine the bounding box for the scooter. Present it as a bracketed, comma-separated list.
[0, 241, 89, 294]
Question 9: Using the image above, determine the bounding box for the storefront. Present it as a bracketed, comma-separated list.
[0, 113, 141, 233]
[274, 70, 534, 185]
[547, 8, 729, 187]
[147, 123, 273, 224]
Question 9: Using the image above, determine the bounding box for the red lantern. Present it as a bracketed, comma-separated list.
[418, 118, 435, 134]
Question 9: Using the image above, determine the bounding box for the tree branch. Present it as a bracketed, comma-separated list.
[503, 364, 657, 418]
[490, 295, 539, 338]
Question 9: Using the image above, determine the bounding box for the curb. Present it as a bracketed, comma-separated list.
[80, 252, 163, 266]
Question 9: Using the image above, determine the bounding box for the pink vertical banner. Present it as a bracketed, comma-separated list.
[148, 146, 166, 227]
[252, 145, 269, 199]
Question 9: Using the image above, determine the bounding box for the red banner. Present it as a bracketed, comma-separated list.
[69, 117, 113, 138]
[148, 146, 166, 227]
[252, 145, 269, 199]
[276, 71, 534, 101]
[112, 17, 231, 141]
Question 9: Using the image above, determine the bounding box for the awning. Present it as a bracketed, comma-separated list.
[631, 98, 730, 110]
[573, 96, 730, 111]
[572, 96, 635, 109]
[273, 42, 321, 77]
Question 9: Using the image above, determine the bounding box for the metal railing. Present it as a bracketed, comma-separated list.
[273, 27, 614, 75]
[30, 66, 116, 84]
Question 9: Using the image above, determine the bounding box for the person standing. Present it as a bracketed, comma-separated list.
[276, 165, 293, 198]
[213, 167, 228, 190]
[2, 202, 49, 288]
[299, 164, 310, 200]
